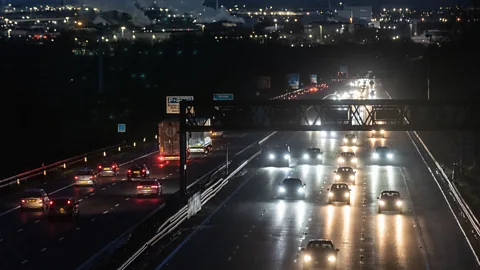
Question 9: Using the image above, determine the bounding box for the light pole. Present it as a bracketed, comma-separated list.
[426, 33, 432, 100]
[226, 142, 229, 175]
[121, 26, 125, 39]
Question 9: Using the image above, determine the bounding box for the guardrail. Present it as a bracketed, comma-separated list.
[0, 135, 158, 189]
[118, 151, 261, 270]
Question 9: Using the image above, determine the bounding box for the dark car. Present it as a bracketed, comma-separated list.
[334, 167, 356, 185]
[301, 239, 339, 270]
[127, 164, 150, 180]
[327, 183, 351, 205]
[372, 146, 394, 162]
[136, 179, 162, 197]
[301, 148, 323, 164]
[277, 178, 306, 199]
[20, 188, 49, 211]
[377, 190, 403, 213]
[98, 162, 119, 176]
[48, 197, 79, 221]
[264, 145, 290, 167]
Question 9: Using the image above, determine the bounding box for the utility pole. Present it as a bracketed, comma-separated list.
[216, 0, 219, 10]
[226, 142, 229, 175]
[426, 33, 432, 100]
[98, 32, 104, 94]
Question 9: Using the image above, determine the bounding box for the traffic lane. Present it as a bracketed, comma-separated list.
[0, 180, 165, 270]
[0, 156, 175, 240]
[0, 143, 158, 214]
[390, 131, 479, 269]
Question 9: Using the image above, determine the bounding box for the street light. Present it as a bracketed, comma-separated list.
[121, 26, 125, 38]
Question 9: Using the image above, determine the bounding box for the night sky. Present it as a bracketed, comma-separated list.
[8, 0, 459, 10]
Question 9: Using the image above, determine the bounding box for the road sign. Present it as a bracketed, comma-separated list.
[287, 73, 300, 89]
[213, 93, 234, 101]
[118, 124, 126, 133]
[166, 96, 194, 114]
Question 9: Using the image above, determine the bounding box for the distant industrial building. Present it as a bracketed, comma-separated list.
[337, 6, 372, 24]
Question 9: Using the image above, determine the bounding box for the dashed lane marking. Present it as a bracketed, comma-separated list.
[34, 220, 40, 224]
[17, 228, 23, 233]
[115, 204, 119, 207]
[58, 237, 64, 241]
[41, 248, 47, 252]
[103, 210, 108, 214]
[21, 260, 28, 264]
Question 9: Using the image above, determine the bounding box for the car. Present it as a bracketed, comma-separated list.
[264, 145, 291, 167]
[20, 188, 49, 211]
[342, 133, 357, 146]
[127, 164, 150, 180]
[210, 130, 224, 137]
[337, 152, 357, 168]
[372, 146, 394, 162]
[370, 129, 385, 138]
[98, 162, 119, 176]
[327, 183, 351, 204]
[277, 178, 306, 199]
[301, 148, 323, 164]
[377, 190, 403, 213]
[74, 168, 97, 186]
[301, 239, 339, 270]
[136, 179, 162, 197]
[334, 167, 356, 185]
[48, 197, 79, 221]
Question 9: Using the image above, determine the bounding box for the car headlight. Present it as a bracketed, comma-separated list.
[345, 192, 350, 197]
[321, 131, 327, 137]
[396, 200, 402, 206]
[353, 138, 357, 142]
[317, 155, 322, 159]
[298, 187, 304, 193]
[269, 154, 275, 160]
[284, 154, 290, 160]
[380, 129, 385, 134]
[371, 130, 376, 133]
[338, 158, 344, 163]
[387, 153, 393, 159]
[352, 158, 357, 163]
[328, 255, 336, 262]
[279, 187, 285, 193]
[304, 255, 312, 261]
[303, 153, 309, 159]
[379, 200, 385, 205]
[335, 175, 340, 180]
[349, 175, 354, 180]
[373, 153, 379, 159]
[330, 131, 336, 136]
[343, 138, 348, 143]
[328, 192, 333, 197]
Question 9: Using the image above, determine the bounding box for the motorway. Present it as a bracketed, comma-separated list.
[0, 131, 267, 270]
[132, 84, 480, 269]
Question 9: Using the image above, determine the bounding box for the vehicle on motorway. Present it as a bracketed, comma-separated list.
[327, 183, 351, 204]
[377, 190, 403, 213]
[343, 133, 357, 146]
[20, 188, 50, 211]
[98, 162, 119, 176]
[300, 148, 323, 164]
[188, 118, 213, 155]
[337, 152, 357, 168]
[127, 164, 150, 180]
[264, 144, 291, 167]
[334, 167, 356, 185]
[74, 168, 97, 186]
[301, 239, 339, 270]
[372, 146, 394, 162]
[48, 197, 79, 221]
[320, 131, 336, 138]
[136, 179, 162, 197]
[277, 178, 306, 199]
[210, 130, 224, 137]
[370, 129, 385, 138]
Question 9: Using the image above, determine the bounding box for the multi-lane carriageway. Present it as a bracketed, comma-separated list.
[0, 131, 270, 270]
[127, 90, 480, 270]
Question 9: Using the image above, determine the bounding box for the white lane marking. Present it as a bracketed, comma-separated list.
[41, 248, 47, 252]
[168, 173, 172, 176]
[103, 210, 108, 214]
[58, 237, 64, 241]
[101, 188, 106, 191]
[0, 150, 159, 218]
[125, 198, 130, 201]
[78, 199, 83, 202]
[0, 238, 3, 242]
[76, 227, 80, 231]
[90, 218, 95, 222]
[21, 260, 28, 264]
[112, 182, 116, 186]
[34, 220, 40, 224]
[115, 204, 119, 207]
[17, 228, 23, 232]
[91, 193, 96, 196]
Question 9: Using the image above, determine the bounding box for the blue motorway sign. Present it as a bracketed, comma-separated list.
[287, 73, 300, 89]
[118, 124, 126, 133]
[213, 93, 234, 100]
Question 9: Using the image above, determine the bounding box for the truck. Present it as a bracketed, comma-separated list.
[188, 118, 213, 154]
[158, 118, 213, 164]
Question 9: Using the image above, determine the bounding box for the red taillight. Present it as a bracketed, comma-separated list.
[74, 176, 78, 180]
[159, 156, 164, 161]
[137, 186, 143, 189]
[39, 198, 43, 202]
[142, 169, 146, 172]
[128, 170, 131, 173]
[67, 200, 71, 204]
[89, 176, 93, 180]
[151, 185, 158, 189]
[98, 165, 102, 169]
[49, 201, 53, 205]
[112, 165, 116, 168]
[21, 199, 25, 203]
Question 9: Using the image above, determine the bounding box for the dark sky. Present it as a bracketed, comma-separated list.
[8, 0, 459, 10]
